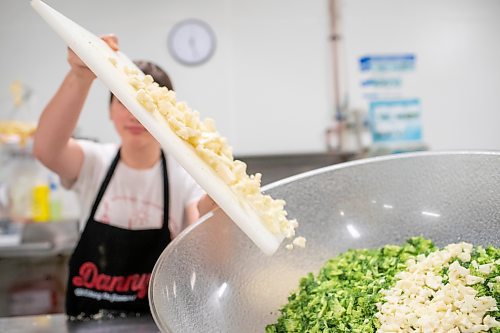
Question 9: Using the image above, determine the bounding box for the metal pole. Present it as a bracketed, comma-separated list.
[326, 0, 344, 152]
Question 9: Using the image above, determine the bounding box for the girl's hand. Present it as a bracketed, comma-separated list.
[67, 34, 119, 80]
[198, 195, 218, 216]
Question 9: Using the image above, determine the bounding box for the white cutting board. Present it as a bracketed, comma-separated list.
[31, 0, 283, 255]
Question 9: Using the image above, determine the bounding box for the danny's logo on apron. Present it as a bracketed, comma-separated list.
[66, 149, 170, 316]
[72, 261, 150, 301]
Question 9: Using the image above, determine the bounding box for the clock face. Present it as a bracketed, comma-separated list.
[168, 19, 216, 66]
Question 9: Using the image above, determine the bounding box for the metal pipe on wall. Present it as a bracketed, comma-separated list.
[325, 0, 344, 152]
[325, 0, 365, 155]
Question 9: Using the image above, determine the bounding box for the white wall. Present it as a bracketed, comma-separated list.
[0, 0, 331, 155]
[2, 0, 500, 155]
[342, 0, 500, 151]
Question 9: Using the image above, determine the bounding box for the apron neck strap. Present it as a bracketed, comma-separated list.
[89, 148, 121, 219]
[160, 150, 169, 230]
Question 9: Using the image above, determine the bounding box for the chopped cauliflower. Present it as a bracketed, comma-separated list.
[376, 242, 499, 332]
[124, 68, 302, 244]
[292, 236, 306, 248]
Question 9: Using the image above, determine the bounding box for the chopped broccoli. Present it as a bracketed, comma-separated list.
[266, 237, 436, 332]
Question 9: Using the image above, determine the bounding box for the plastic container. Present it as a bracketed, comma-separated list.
[32, 184, 50, 222]
[149, 152, 500, 333]
[49, 178, 63, 221]
[7, 154, 41, 223]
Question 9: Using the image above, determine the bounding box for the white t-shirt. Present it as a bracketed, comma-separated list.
[64, 140, 205, 238]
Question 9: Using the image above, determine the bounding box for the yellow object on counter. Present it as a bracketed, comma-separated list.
[32, 184, 50, 222]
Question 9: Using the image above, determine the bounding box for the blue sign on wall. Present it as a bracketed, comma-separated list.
[369, 99, 422, 144]
[359, 54, 416, 72]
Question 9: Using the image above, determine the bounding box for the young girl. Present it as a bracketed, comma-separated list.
[33, 35, 215, 317]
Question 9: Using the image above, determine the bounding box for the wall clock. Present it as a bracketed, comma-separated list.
[168, 19, 216, 66]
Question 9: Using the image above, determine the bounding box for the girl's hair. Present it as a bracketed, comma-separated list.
[109, 60, 173, 104]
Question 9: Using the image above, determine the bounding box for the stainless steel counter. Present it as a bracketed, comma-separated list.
[0, 220, 80, 317]
[0, 314, 160, 333]
[0, 220, 79, 258]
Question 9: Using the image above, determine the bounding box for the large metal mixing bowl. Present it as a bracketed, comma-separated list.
[149, 152, 500, 332]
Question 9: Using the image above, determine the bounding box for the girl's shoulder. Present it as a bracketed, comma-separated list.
[77, 139, 118, 167]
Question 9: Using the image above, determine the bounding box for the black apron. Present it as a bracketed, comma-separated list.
[66, 149, 170, 317]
